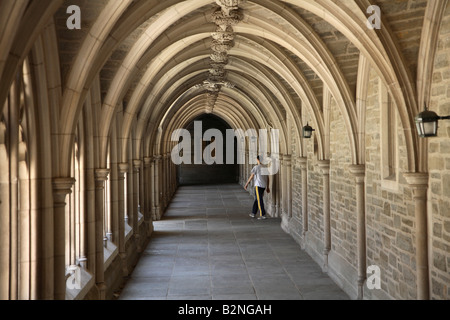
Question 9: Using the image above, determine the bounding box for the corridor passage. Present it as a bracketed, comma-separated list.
[118, 184, 349, 300]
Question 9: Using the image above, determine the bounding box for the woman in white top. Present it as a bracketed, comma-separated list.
[244, 156, 270, 220]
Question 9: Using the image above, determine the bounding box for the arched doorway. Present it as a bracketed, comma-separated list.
[177, 114, 238, 186]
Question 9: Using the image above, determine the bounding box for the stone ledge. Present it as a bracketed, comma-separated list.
[65, 267, 95, 301]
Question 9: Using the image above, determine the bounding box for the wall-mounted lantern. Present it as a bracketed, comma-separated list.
[303, 122, 315, 139]
[415, 105, 450, 138]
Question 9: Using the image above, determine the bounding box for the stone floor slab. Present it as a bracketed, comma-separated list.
[118, 184, 350, 301]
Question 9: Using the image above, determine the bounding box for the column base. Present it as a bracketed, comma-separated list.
[322, 251, 330, 273]
[357, 279, 365, 300]
[120, 253, 129, 277]
[95, 283, 107, 300]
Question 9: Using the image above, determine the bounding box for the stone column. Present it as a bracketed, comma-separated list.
[165, 154, 170, 207]
[299, 157, 308, 249]
[171, 158, 177, 197]
[118, 163, 129, 277]
[404, 173, 430, 300]
[139, 160, 145, 232]
[279, 154, 287, 216]
[94, 169, 109, 300]
[6, 79, 20, 300]
[284, 155, 292, 218]
[154, 156, 162, 220]
[133, 160, 141, 252]
[144, 157, 152, 235]
[349, 164, 366, 300]
[318, 160, 331, 272]
[126, 161, 133, 227]
[150, 158, 156, 220]
[275, 154, 282, 217]
[52, 178, 75, 300]
[245, 151, 250, 194]
[108, 163, 117, 244]
[269, 153, 278, 217]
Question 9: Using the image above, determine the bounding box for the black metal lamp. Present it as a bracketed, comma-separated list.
[303, 122, 315, 139]
[415, 105, 450, 138]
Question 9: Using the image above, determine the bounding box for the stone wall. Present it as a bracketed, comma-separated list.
[428, 3, 450, 300]
[364, 68, 416, 300]
[328, 96, 357, 278]
[284, 66, 432, 299]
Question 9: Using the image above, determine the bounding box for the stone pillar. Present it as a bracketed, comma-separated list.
[118, 163, 129, 277]
[108, 163, 117, 244]
[94, 169, 109, 300]
[318, 160, 331, 272]
[154, 156, 162, 220]
[349, 164, 366, 300]
[52, 178, 75, 300]
[138, 160, 145, 231]
[404, 173, 430, 300]
[269, 153, 278, 217]
[144, 157, 152, 235]
[0, 157, 10, 300]
[299, 157, 308, 249]
[284, 155, 292, 218]
[245, 151, 250, 193]
[279, 154, 287, 216]
[150, 158, 156, 220]
[133, 160, 141, 252]
[126, 161, 133, 227]
[275, 154, 282, 217]
[165, 154, 170, 207]
[171, 157, 177, 196]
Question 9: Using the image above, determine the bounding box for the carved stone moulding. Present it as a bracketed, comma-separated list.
[216, 0, 245, 16]
[210, 62, 227, 70]
[211, 26, 235, 42]
[209, 68, 226, 77]
[211, 39, 235, 53]
[212, 8, 244, 27]
[210, 52, 229, 64]
[216, 0, 241, 8]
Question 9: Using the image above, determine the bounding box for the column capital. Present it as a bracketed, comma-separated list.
[349, 164, 366, 179]
[52, 178, 75, 204]
[133, 159, 142, 170]
[318, 159, 330, 173]
[154, 155, 163, 161]
[297, 157, 308, 168]
[53, 177, 75, 194]
[144, 157, 153, 166]
[404, 172, 429, 187]
[404, 172, 429, 200]
[283, 154, 292, 166]
[118, 163, 129, 174]
[95, 169, 110, 182]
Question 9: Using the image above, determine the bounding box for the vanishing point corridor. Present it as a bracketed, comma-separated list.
[2, 1, 450, 301]
[118, 184, 349, 300]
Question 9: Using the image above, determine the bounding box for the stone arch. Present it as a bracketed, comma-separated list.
[278, 0, 421, 171]
[0, 0, 63, 117]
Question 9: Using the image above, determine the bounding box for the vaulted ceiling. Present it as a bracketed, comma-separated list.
[1, 0, 438, 173]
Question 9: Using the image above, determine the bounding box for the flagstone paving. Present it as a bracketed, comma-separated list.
[118, 184, 350, 300]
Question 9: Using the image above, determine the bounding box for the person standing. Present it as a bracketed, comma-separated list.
[244, 156, 270, 220]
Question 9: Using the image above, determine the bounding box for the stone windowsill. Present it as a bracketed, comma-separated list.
[65, 267, 94, 301]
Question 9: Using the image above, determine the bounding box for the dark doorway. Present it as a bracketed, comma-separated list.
[177, 114, 239, 186]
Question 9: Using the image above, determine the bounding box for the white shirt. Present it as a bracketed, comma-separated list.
[251, 165, 268, 188]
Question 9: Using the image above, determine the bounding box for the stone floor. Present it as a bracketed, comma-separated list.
[118, 184, 350, 300]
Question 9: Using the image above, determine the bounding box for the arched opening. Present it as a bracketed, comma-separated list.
[176, 113, 239, 186]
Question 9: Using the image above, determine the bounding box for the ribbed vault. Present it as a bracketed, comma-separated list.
[1, 0, 449, 301]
